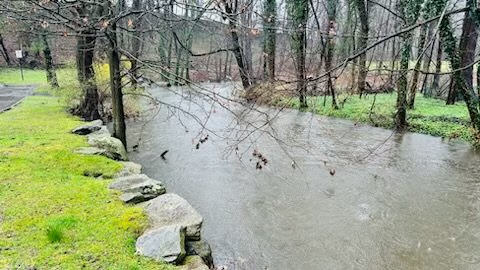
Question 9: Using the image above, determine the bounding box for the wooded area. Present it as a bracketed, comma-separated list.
[1, 0, 480, 145]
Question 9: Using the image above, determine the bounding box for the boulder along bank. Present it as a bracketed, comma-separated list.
[72, 120, 214, 269]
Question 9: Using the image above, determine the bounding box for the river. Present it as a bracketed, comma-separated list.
[126, 83, 480, 270]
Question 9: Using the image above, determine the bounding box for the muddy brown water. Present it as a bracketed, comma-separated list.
[126, 83, 480, 270]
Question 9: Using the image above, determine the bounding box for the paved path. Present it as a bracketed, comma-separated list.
[0, 85, 34, 112]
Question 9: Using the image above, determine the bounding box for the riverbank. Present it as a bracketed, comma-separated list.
[0, 96, 174, 269]
[249, 82, 477, 143]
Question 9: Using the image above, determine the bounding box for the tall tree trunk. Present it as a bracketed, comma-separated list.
[450, 1, 480, 128]
[76, 30, 101, 121]
[445, 6, 477, 106]
[108, 22, 127, 148]
[390, 37, 397, 81]
[185, 37, 192, 82]
[407, 24, 428, 108]
[222, 0, 252, 90]
[263, 0, 276, 81]
[420, 25, 434, 96]
[396, 34, 412, 129]
[174, 40, 182, 85]
[130, 0, 142, 89]
[446, 79, 457, 104]
[395, 0, 422, 129]
[289, 0, 309, 108]
[431, 36, 442, 97]
[240, 9, 254, 82]
[0, 33, 11, 66]
[42, 33, 58, 88]
[355, 0, 369, 97]
[325, 0, 338, 109]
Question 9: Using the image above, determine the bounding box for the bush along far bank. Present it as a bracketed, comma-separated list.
[0, 96, 212, 269]
[249, 82, 479, 144]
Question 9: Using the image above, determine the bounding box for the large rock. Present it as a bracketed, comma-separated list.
[145, 194, 203, 240]
[185, 240, 214, 268]
[109, 174, 166, 204]
[72, 120, 103, 135]
[136, 225, 186, 264]
[115, 161, 142, 177]
[179, 256, 210, 270]
[87, 133, 128, 161]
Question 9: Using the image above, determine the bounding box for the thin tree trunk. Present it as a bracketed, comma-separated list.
[390, 37, 397, 81]
[421, 25, 435, 96]
[227, 19, 252, 89]
[325, 0, 338, 109]
[431, 36, 442, 96]
[130, 0, 142, 89]
[174, 39, 182, 85]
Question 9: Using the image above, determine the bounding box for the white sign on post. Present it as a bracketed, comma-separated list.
[15, 50, 23, 59]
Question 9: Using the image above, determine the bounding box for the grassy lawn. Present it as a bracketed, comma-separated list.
[276, 93, 475, 142]
[0, 96, 173, 269]
[0, 68, 47, 85]
[0, 67, 105, 86]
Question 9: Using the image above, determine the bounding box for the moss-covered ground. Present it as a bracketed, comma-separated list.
[0, 95, 173, 268]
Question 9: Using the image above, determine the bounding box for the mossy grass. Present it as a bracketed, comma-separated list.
[276, 93, 475, 142]
[0, 96, 174, 269]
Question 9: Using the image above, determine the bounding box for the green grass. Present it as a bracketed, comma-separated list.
[276, 93, 475, 142]
[0, 96, 174, 269]
[0, 66, 114, 86]
[0, 68, 47, 85]
[0, 67, 85, 110]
